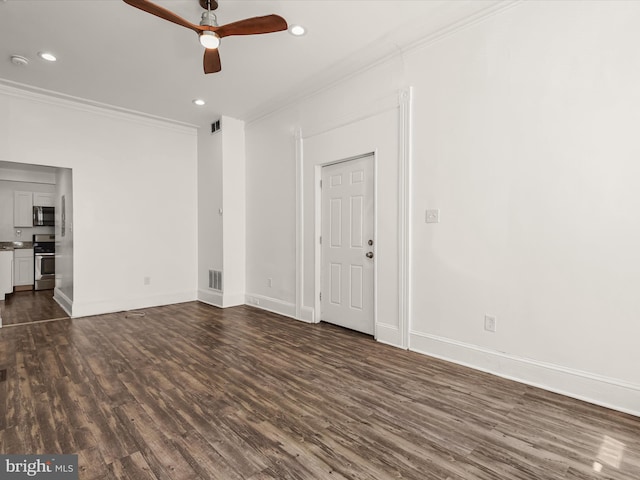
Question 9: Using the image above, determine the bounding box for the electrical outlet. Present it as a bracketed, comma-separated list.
[484, 315, 497, 332]
[267, 278, 273, 288]
[144, 276, 151, 286]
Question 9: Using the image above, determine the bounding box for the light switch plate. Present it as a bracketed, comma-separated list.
[425, 209, 440, 223]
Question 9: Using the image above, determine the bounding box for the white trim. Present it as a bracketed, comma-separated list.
[300, 306, 315, 323]
[198, 289, 223, 308]
[295, 128, 304, 320]
[53, 287, 73, 317]
[0, 81, 197, 133]
[398, 87, 412, 349]
[297, 102, 401, 329]
[377, 322, 399, 331]
[313, 164, 322, 324]
[71, 291, 197, 318]
[245, 293, 310, 322]
[221, 292, 246, 308]
[245, 2, 521, 125]
[410, 331, 640, 417]
[302, 94, 399, 141]
[198, 290, 245, 309]
[298, 93, 411, 347]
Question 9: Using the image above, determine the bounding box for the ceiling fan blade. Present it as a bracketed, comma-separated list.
[123, 0, 203, 33]
[215, 15, 287, 38]
[203, 48, 222, 74]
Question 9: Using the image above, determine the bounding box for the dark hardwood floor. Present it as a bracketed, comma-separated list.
[0, 289, 69, 326]
[0, 302, 638, 479]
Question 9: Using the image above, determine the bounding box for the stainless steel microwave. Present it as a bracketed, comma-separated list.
[33, 206, 55, 226]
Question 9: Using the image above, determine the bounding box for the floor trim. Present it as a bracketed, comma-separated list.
[410, 330, 640, 417]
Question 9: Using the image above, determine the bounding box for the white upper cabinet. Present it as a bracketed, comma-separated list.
[13, 191, 33, 227]
[13, 191, 55, 227]
[33, 192, 55, 207]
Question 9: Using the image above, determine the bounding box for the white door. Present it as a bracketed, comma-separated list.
[321, 155, 374, 335]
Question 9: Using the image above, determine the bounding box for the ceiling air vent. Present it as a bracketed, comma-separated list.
[209, 269, 223, 292]
[211, 119, 221, 133]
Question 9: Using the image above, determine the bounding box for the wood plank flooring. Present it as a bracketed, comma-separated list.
[0, 289, 70, 326]
[0, 301, 638, 479]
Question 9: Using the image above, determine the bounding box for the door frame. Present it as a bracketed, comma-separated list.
[295, 87, 413, 349]
[314, 153, 377, 337]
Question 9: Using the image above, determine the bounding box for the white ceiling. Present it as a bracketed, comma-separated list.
[0, 0, 508, 126]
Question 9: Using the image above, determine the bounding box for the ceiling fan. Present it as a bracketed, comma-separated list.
[122, 0, 288, 74]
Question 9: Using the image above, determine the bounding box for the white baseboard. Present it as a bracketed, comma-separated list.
[410, 330, 640, 418]
[244, 293, 313, 322]
[53, 287, 73, 317]
[222, 292, 246, 308]
[71, 291, 197, 318]
[376, 322, 403, 348]
[198, 289, 223, 308]
[199, 290, 248, 309]
[300, 306, 315, 323]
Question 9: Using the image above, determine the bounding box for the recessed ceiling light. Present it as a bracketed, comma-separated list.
[38, 52, 57, 62]
[193, 99, 206, 106]
[289, 24, 306, 36]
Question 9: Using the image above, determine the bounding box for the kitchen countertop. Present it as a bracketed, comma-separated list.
[0, 241, 34, 251]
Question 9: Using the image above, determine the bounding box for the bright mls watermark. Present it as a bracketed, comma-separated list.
[1, 455, 78, 479]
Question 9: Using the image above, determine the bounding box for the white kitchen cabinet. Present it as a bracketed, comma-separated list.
[33, 192, 55, 207]
[14, 249, 34, 287]
[0, 250, 13, 299]
[14, 191, 33, 227]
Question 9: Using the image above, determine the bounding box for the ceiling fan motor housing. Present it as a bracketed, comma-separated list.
[200, 10, 218, 27]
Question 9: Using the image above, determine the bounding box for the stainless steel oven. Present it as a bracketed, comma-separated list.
[33, 234, 55, 290]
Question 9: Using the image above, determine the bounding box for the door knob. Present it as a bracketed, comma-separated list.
[365, 252, 374, 259]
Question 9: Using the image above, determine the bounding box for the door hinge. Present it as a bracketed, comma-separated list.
[320, 179, 323, 188]
[319, 292, 322, 301]
[319, 236, 322, 244]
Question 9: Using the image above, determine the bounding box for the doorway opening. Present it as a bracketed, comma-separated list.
[0, 161, 74, 327]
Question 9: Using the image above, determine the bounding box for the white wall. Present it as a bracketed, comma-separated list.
[198, 116, 246, 308]
[221, 117, 246, 307]
[0, 84, 199, 317]
[245, 1, 640, 415]
[245, 110, 297, 314]
[407, 0, 640, 414]
[197, 126, 223, 302]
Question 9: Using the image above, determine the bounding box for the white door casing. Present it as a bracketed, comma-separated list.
[320, 155, 374, 335]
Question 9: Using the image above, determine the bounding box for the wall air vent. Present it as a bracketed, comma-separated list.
[211, 119, 221, 133]
[209, 269, 223, 292]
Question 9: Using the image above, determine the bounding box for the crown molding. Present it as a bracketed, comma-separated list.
[0, 80, 198, 134]
[246, 0, 522, 126]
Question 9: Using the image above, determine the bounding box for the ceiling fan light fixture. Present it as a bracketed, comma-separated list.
[199, 31, 220, 49]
